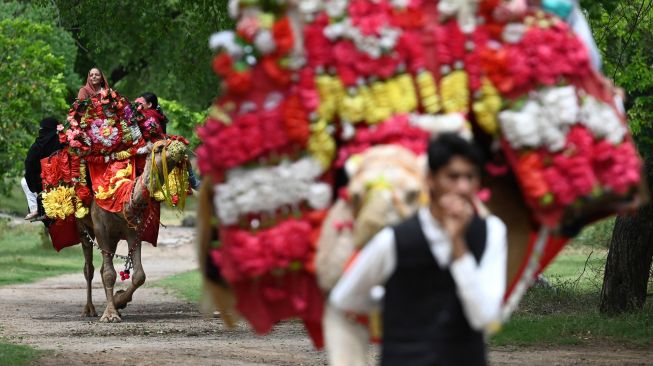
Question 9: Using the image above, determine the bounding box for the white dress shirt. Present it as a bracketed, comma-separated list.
[329, 207, 507, 332]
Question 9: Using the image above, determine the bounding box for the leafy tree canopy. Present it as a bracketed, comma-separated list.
[581, 0, 653, 155]
[52, 0, 231, 111]
[0, 1, 79, 193]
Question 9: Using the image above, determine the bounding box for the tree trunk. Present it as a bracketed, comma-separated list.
[599, 157, 653, 314]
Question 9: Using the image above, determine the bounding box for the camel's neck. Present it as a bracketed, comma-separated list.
[128, 156, 154, 214]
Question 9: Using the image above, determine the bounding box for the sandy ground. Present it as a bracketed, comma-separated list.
[0, 226, 651, 365]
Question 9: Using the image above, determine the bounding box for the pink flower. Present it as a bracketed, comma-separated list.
[236, 16, 260, 42]
[542, 167, 575, 205]
[212, 217, 317, 282]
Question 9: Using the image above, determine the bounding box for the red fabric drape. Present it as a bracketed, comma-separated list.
[49, 216, 81, 252]
[88, 158, 136, 213]
[232, 271, 325, 348]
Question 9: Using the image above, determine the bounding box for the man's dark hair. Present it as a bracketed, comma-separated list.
[427, 133, 484, 173]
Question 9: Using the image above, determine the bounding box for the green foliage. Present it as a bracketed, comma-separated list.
[569, 217, 616, 249]
[160, 98, 206, 148]
[0, 223, 84, 286]
[53, 0, 231, 111]
[0, 2, 79, 194]
[581, 0, 653, 156]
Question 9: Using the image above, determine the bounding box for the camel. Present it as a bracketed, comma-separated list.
[313, 145, 427, 366]
[315, 145, 427, 292]
[75, 139, 188, 323]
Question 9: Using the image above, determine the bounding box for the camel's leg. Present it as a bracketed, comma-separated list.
[81, 234, 97, 317]
[99, 250, 122, 323]
[324, 303, 369, 366]
[114, 240, 145, 310]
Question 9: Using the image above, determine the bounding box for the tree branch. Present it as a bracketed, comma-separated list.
[613, 0, 653, 79]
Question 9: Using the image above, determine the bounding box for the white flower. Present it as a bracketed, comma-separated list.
[238, 101, 258, 114]
[208, 31, 243, 58]
[499, 101, 543, 149]
[540, 122, 567, 152]
[538, 85, 578, 127]
[228, 0, 240, 18]
[324, 23, 346, 40]
[308, 183, 332, 209]
[341, 121, 356, 140]
[298, 0, 323, 14]
[580, 96, 626, 144]
[502, 23, 527, 44]
[325, 0, 348, 18]
[438, 0, 480, 33]
[390, 0, 410, 8]
[437, 0, 461, 16]
[214, 157, 328, 224]
[410, 113, 468, 137]
[499, 87, 583, 151]
[379, 27, 400, 50]
[254, 30, 276, 55]
[264, 92, 284, 110]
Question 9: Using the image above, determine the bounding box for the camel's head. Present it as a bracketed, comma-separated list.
[148, 138, 191, 208]
[151, 139, 189, 168]
[345, 145, 427, 248]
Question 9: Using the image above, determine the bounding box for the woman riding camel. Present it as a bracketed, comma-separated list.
[77, 67, 109, 100]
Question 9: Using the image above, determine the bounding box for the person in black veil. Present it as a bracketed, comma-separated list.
[23, 117, 63, 220]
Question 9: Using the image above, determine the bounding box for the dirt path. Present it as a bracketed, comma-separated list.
[0, 226, 651, 365]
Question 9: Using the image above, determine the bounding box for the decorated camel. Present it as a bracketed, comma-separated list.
[75, 139, 188, 322]
[196, 0, 644, 359]
[41, 89, 190, 323]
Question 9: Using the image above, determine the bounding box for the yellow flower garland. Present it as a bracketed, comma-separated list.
[340, 89, 366, 124]
[316, 74, 345, 122]
[75, 200, 89, 218]
[472, 77, 502, 135]
[369, 81, 393, 124]
[416, 71, 441, 114]
[395, 74, 419, 113]
[152, 166, 189, 208]
[440, 70, 469, 114]
[42, 186, 76, 220]
[308, 119, 336, 169]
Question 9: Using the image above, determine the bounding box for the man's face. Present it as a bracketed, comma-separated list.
[427, 156, 480, 203]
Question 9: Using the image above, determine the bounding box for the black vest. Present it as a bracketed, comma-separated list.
[381, 214, 487, 366]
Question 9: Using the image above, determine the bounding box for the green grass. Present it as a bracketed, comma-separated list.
[0, 180, 31, 216]
[0, 221, 84, 286]
[492, 305, 653, 346]
[0, 326, 42, 366]
[0, 341, 41, 366]
[155, 269, 201, 302]
[490, 219, 653, 347]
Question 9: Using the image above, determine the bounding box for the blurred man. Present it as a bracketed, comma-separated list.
[330, 133, 507, 366]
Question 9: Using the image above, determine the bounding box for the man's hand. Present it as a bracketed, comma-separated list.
[438, 193, 473, 260]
